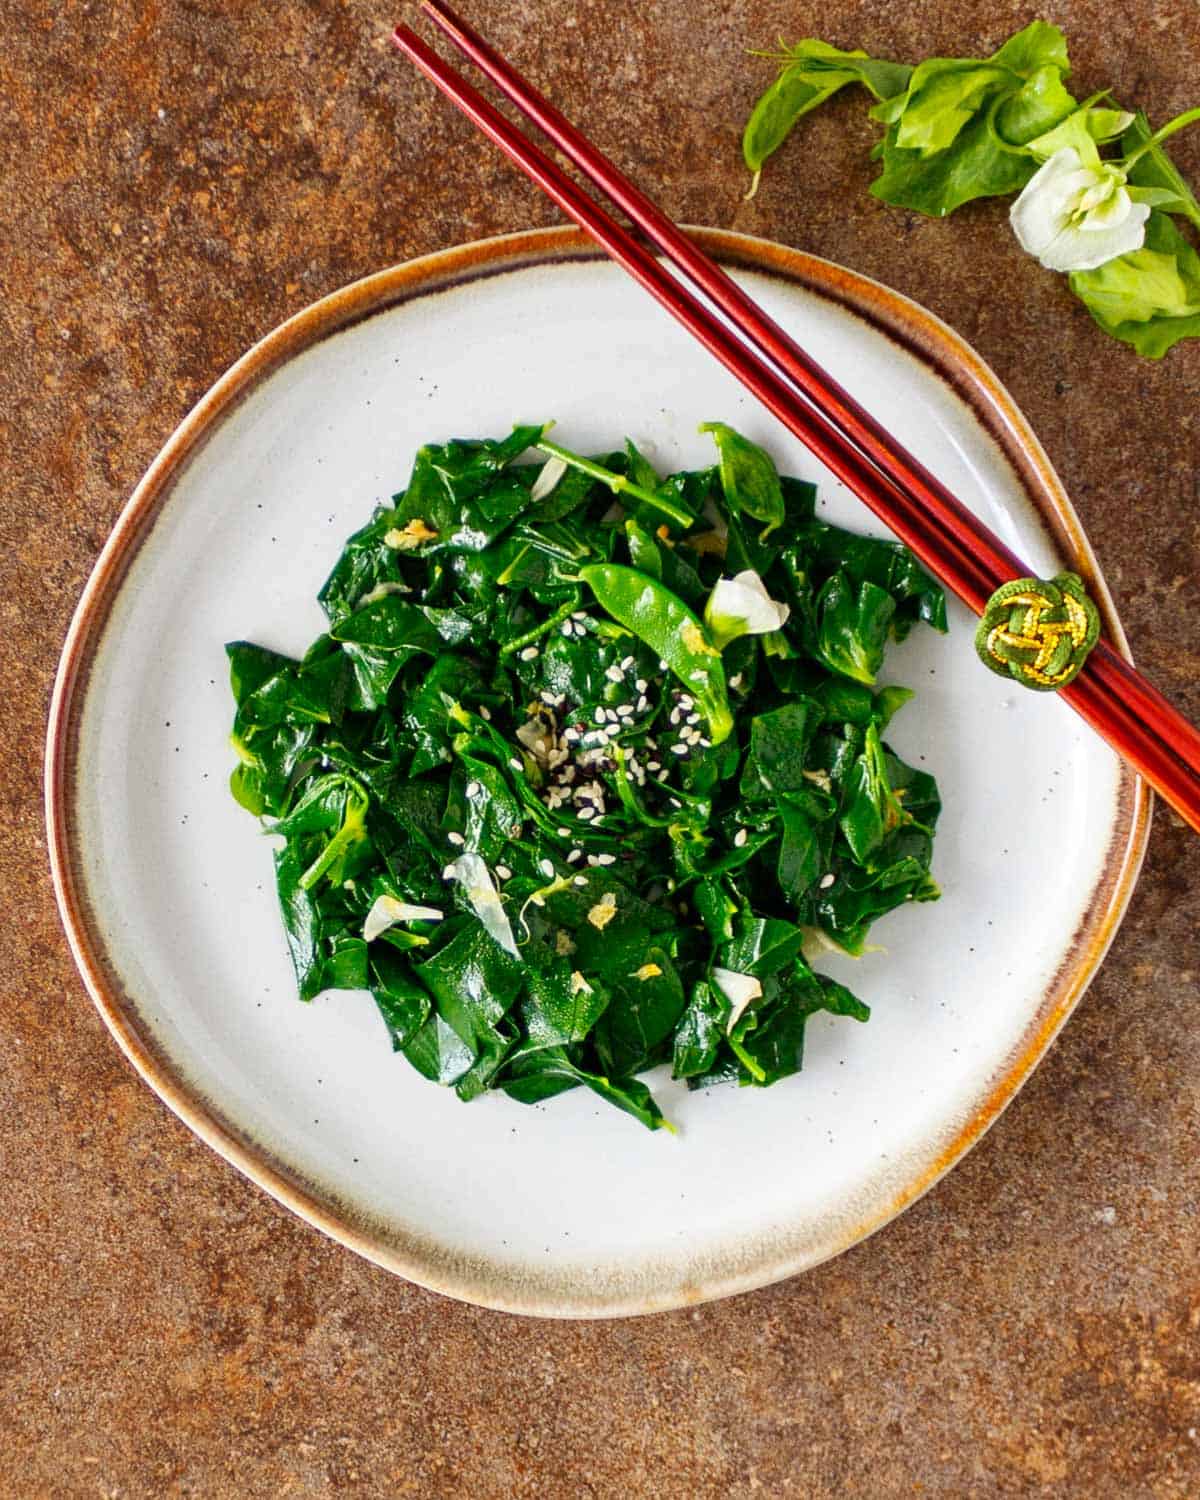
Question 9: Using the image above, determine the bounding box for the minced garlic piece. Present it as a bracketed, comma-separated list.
[555, 929, 577, 957]
[587, 891, 618, 930]
[680, 620, 717, 656]
[384, 518, 438, 550]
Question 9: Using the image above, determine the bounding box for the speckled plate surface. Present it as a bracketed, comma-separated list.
[46, 227, 1149, 1318]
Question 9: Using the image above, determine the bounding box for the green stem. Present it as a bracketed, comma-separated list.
[498, 590, 583, 657]
[1123, 106, 1200, 170]
[536, 439, 692, 528]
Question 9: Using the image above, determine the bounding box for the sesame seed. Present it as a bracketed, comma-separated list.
[556, 826, 570, 837]
[465, 780, 481, 797]
[635, 678, 648, 693]
[646, 760, 661, 772]
[572, 875, 588, 887]
[586, 854, 600, 867]
[605, 664, 624, 683]
[442, 863, 456, 879]
[495, 864, 512, 880]
[669, 708, 682, 726]
[678, 694, 694, 708]
[658, 659, 669, 671]
[560, 623, 573, 637]
[539, 858, 555, 879]
[698, 737, 711, 748]
[566, 848, 582, 863]
[509, 757, 523, 772]
[595, 853, 616, 866]
[594, 707, 608, 724]
[572, 610, 587, 620]
[519, 646, 539, 661]
[620, 655, 635, 671]
[447, 831, 465, 846]
[479, 705, 492, 720]
[636, 696, 650, 713]
[819, 872, 836, 889]
[734, 828, 748, 848]
[670, 743, 688, 756]
[617, 704, 635, 719]
[729, 673, 743, 690]
[577, 806, 595, 821]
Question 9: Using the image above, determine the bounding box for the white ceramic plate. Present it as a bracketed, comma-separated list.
[47, 228, 1148, 1317]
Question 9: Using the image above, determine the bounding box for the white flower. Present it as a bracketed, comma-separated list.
[711, 967, 763, 1034]
[1010, 147, 1149, 273]
[703, 570, 790, 650]
[362, 895, 443, 943]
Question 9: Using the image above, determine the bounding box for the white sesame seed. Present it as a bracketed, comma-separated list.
[819, 872, 836, 889]
[479, 705, 492, 720]
[539, 858, 555, 879]
[658, 658, 669, 671]
[605, 664, 624, 683]
[635, 678, 648, 693]
[577, 807, 595, 821]
[669, 708, 682, 725]
[729, 673, 743, 690]
[519, 646, 539, 661]
[595, 853, 617, 866]
[617, 704, 635, 719]
[670, 743, 688, 756]
[442, 863, 456, 880]
[567, 848, 582, 863]
[509, 757, 523, 772]
[556, 826, 570, 837]
[678, 694, 693, 708]
[447, 831, 465, 846]
[572, 875, 588, 887]
[586, 854, 600, 867]
[698, 738, 711, 748]
[594, 707, 608, 724]
[636, 696, 650, 713]
[495, 864, 512, 880]
[646, 761, 661, 773]
[620, 655, 635, 671]
[561, 623, 573, 636]
[734, 828, 748, 848]
[465, 780, 481, 797]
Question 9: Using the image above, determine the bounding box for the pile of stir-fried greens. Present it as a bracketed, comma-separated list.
[226, 422, 945, 1131]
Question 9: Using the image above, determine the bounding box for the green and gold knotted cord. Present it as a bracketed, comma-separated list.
[974, 572, 1101, 692]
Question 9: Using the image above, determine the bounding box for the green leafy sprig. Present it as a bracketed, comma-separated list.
[743, 21, 1200, 357]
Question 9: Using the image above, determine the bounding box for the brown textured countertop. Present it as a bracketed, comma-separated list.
[4, 2, 1199, 1495]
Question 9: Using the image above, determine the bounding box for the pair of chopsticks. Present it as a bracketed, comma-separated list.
[393, 2, 1200, 834]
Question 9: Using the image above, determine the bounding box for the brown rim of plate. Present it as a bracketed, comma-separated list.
[44, 225, 1151, 1319]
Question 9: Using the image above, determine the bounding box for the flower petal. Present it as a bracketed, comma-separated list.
[711, 967, 763, 1034]
[1010, 147, 1088, 257]
[1039, 201, 1150, 271]
[363, 895, 444, 942]
[704, 570, 790, 648]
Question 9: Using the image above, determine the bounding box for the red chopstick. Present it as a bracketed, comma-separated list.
[390, 19, 1200, 832]
[417, 0, 1200, 781]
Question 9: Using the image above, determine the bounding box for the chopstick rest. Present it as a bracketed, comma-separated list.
[975, 574, 1101, 691]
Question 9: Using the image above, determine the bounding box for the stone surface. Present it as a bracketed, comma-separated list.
[3, 1, 1199, 1495]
